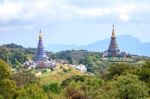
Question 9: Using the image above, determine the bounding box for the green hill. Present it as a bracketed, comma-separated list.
[37, 63, 88, 85]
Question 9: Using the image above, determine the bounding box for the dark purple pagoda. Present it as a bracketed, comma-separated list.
[102, 25, 129, 58]
[23, 31, 56, 69]
[34, 30, 47, 62]
[107, 25, 120, 57]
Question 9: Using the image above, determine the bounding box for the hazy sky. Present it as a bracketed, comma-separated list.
[0, 0, 150, 47]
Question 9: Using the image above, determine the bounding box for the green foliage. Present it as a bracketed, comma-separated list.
[4, 43, 23, 49]
[0, 46, 10, 62]
[0, 79, 17, 99]
[0, 43, 150, 98]
[61, 75, 85, 88]
[17, 84, 48, 99]
[64, 81, 85, 99]
[0, 95, 4, 99]
[9, 51, 27, 67]
[107, 63, 132, 79]
[79, 53, 102, 66]
[137, 60, 150, 95]
[83, 77, 103, 99]
[107, 74, 149, 99]
[42, 69, 47, 73]
[62, 68, 71, 73]
[138, 60, 150, 82]
[11, 72, 39, 88]
[79, 53, 102, 73]
[0, 60, 11, 80]
[61, 61, 150, 99]
[0, 60, 17, 99]
[54, 50, 100, 64]
[0, 44, 35, 68]
[63, 76, 104, 99]
[43, 83, 61, 94]
[67, 56, 73, 64]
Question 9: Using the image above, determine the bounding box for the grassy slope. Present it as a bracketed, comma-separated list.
[38, 63, 88, 85]
[35, 64, 88, 99]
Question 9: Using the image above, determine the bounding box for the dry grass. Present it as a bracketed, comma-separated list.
[39, 63, 87, 85]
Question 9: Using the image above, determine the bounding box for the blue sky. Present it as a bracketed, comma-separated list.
[0, 0, 150, 47]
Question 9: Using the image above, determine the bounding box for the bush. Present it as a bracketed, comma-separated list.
[11, 72, 39, 88]
[107, 74, 149, 99]
[107, 63, 132, 79]
[43, 83, 61, 94]
[61, 75, 85, 88]
[0, 60, 11, 80]
[17, 84, 48, 99]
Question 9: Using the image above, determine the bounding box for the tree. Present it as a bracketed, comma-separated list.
[5, 43, 23, 49]
[137, 60, 150, 95]
[138, 60, 150, 82]
[64, 81, 85, 99]
[17, 84, 48, 99]
[61, 75, 85, 88]
[67, 56, 73, 64]
[0, 46, 10, 62]
[43, 83, 61, 94]
[9, 51, 27, 68]
[11, 72, 39, 88]
[0, 60, 17, 99]
[83, 77, 104, 99]
[107, 74, 149, 99]
[107, 63, 132, 79]
[63, 76, 104, 99]
[0, 60, 11, 80]
[0, 79, 17, 99]
[0, 45, 32, 68]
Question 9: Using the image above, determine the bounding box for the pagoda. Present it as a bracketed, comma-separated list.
[102, 25, 129, 58]
[34, 30, 47, 62]
[23, 31, 56, 69]
[107, 25, 120, 57]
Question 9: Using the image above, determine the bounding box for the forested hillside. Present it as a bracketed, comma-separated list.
[0, 58, 150, 98]
[0, 43, 102, 68]
[0, 43, 150, 99]
[0, 43, 36, 68]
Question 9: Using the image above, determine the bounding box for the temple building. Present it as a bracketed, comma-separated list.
[102, 25, 129, 57]
[34, 30, 48, 62]
[24, 31, 56, 69]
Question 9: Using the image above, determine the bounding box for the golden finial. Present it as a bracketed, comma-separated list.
[112, 24, 115, 37]
[39, 30, 42, 40]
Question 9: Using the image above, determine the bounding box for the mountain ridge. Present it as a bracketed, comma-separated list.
[46, 35, 150, 56]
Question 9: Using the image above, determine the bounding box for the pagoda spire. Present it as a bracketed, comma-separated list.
[39, 30, 42, 40]
[112, 24, 115, 37]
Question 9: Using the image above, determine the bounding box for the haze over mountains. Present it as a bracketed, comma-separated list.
[46, 35, 150, 56]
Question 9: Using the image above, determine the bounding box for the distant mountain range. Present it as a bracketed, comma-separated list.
[46, 35, 150, 56]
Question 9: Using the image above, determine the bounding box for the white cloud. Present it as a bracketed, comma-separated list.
[116, 3, 139, 22]
[60, 5, 111, 17]
[118, 14, 130, 22]
[0, 0, 149, 24]
[0, 1, 22, 22]
[54, 3, 143, 22]
[0, 0, 52, 23]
